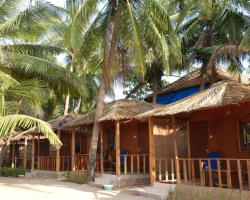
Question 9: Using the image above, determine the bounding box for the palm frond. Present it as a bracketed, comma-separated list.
[0, 114, 61, 147]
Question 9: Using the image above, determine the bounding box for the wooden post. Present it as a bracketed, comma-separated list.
[23, 138, 27, 168]
[186, 121, 191, 179]
[37, 134, 40, 170]
[148, 117, 156, 184]
[11, 143, 15, 168]
[56, 131, 61, 172]
[71, 129, 76, 171]
[115, 120, 121, 176]
[31, 135, 35, 170]
[100, 124, 104, 174]
[172, 116, 180, 183]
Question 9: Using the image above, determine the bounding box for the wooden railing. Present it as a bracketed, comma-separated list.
[155, 158, 177, 182]
[74, 154, 101, 172]
[60, 156, 72, 171]
[156, 157, 250, 191]
[121, 154, 149, 175]
[38, 156, 56, 171]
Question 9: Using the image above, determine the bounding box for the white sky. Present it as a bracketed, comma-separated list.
[47, 0, 64, 7]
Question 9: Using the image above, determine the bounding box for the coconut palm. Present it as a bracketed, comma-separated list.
[0, 0, 86, 105]
[70, 0, 187, 180]
[180, 0, 250, 79]
[0, 71, 61, 167]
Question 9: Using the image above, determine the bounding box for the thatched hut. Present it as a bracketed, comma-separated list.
[7, 114, 81, 171]
[63, 99, 159, 188]
[138, 80, 250, 191]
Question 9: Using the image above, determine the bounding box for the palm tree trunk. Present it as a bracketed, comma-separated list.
[87, 5, 122, 182]
[64, 94, 70, 115]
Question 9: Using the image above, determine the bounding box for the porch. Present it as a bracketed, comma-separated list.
[9, 119, 151, 184]
[155, 157, 250, 191]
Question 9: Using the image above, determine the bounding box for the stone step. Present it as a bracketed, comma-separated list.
[135, 183, 176, 200]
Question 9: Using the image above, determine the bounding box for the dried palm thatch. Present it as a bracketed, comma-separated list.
[64, 100, 158, 128]
[138, 80, 250, 118]
[9, 114, 81, 141]
[145, 66, 249, 100]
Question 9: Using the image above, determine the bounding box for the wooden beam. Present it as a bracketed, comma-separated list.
[56, 131, 61, 172]
[115, 120, 121, 176]
[148, 117, 156, 184]
[186, 121, 191, 180]
[100, 124, 104, 174]
[71, 129, 76, 171]
[11, 143, 15, 168]
[23, 138, 27, 168]
[172, 116, 180, 183]
[31, 135, 35, 170]
[37, 134, 40, 170]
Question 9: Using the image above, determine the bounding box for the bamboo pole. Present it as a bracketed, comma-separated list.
[100, 124, 104, 174]
[56, 131, 61, 172]
[31, 135, 35, 170]
[37, 134, 40, 170]
[115, 120, 121, 176]
[71, 129, 76, 171]
[11, 143, 15, 168]
[23, 138, 27, 168]
[148, 117, 156, 184]
[172, 116, 180, 183]
[186, 121, 191, 179]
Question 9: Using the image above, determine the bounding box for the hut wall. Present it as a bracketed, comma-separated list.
[154, 124, 187, 159]
[189, 102, 250, 159]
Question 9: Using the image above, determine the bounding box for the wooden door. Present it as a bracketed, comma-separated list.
[190, 121, 208, 158]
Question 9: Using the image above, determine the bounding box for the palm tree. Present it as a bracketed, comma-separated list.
[73, 0, 186, 181]
[180, 0, 250, 80]
[42, 0, 101, 115]
[0, 0, 86, 108]
[0, 71, 61, 167]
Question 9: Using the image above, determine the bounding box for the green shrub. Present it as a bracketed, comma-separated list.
[0, 167, 26, 177]
[65, 171, 87, 184]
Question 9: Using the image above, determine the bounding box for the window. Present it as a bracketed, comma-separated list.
[240, 122, 250, 151]
[108, 133, 115, 149]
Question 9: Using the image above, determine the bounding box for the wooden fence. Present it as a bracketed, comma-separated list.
[121, 154, 150, 175]
[156, 157, 250, 191]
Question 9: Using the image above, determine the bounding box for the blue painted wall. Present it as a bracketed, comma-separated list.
[157, 84, 209, 105]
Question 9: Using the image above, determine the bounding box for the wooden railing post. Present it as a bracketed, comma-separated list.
[115, 120, 121, 176]
[56, 131, 61, 172]
[237, 160, 243, 191]
[23, 138, 27, 168]
[71, 129, 76, 171]
[227, 160, 232, 189]
[31, 135, 35, 170]
[247, 160, 250, 191]
[124, 155, 127, 174]
[148, 117, 156, 184]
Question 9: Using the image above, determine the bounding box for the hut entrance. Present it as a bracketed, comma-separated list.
[190, 121, 208, 158]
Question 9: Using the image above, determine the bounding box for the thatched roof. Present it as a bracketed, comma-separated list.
[146, 66, 249, 99]
[64, 99, 158, 128]
[48, 114, 82, 130]
[138, 80, 250, 118]
[9, 114, 81, 141]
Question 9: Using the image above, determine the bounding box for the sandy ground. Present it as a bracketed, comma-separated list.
[0, 177, 153, 200]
